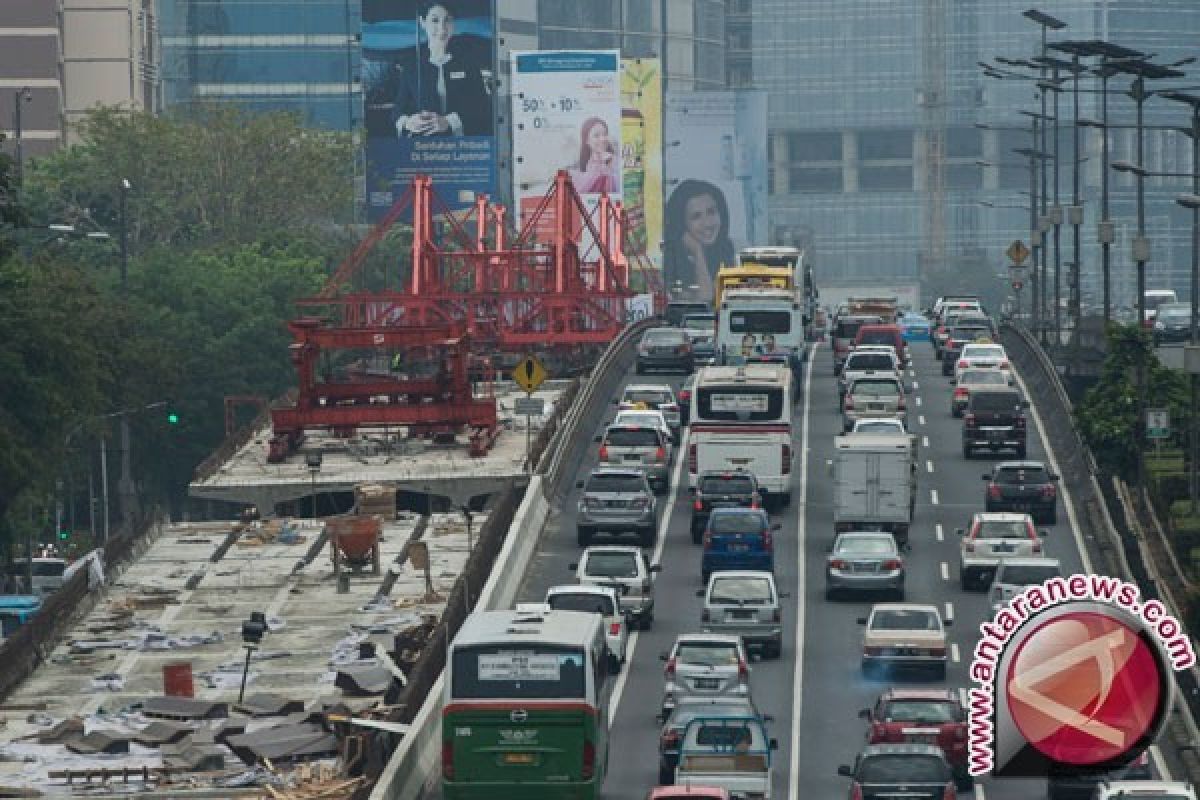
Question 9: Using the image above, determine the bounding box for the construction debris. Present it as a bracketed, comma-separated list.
[354, 484, 397, 519]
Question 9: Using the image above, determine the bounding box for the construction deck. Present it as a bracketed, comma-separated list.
[188, 380, 568, 512]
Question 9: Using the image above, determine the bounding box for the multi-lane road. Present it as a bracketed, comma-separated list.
[512, 335, 1180, 799]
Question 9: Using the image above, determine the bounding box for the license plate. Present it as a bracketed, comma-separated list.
[502, 753, 537, 765]
[625, 454, 641, 461]
[852, 561, 878, 573]
[729, 544, 749, 552]
[991, 543, 1015, 553]
[693, 678, 720, 690]
[731, 609, 757, 620]
[906, 734, 938, 745]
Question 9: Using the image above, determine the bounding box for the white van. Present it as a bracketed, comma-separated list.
[1145, 289, 1179, 321]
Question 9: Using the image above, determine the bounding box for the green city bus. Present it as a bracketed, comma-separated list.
[442, 608, 611, 799]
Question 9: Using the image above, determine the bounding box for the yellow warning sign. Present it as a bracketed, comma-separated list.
[513, 355, 548, 394]
[1006, 239, 1030, 266]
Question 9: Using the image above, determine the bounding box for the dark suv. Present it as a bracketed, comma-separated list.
[636, 327, 694, 374]
[941, 323, 994, 375]
[838, 743, 957, 800]
[984, 461, 1059, 524]
[962, 387, 1028, 458]
[690, 470, 761, 542]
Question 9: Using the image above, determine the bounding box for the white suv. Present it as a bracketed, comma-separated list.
[1093, 781, 1197, 800]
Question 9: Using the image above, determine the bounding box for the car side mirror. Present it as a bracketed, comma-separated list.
[955, 528, 965, 537]
[763, 714, 775, 723]
[778, 591, 790, 599]
[593, 434, 602, 443]
[1021, 400, 1031, 409]
[856, 617, 868, 625]
[688, 486, 696, 494]
[695, 589, 706, 597]
[838, 765, 853, 777]
[659, 652, 669, 661]
[568, 563, 578, 571]
[948, 379, 956, 385]
[769, 738, 779, 751]
[650, 564, 663, 573]
[575, 480, 584, 489]
[943, 617, 954, 626]
[858, 708, 871, 720]
[902, 542, 912, 552]
[770, 523, 782, 532]
[981, 474, 991, 481]
[1039, 530, 1049, 538]
[1050, 474, 1060, 481]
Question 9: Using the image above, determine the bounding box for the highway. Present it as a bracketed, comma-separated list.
[510, 335, 1175, 799]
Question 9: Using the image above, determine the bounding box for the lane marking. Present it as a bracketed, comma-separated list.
[926, 460, 934, 474]
[930, 489, 940, 505]
[912, 380, 919, 390]
[915, 396, 923, 407]
[922, 435, 930, 448]
[935, 523, 944, 542]
[940, 562, 949, 581]
[1149, 743, 1172, 781]
[976, 783, 987, 800]
[605, 422, 687, 721]
[918, 414, 926, 426]
[951, 642, 961, 663]
[945, 601, 954, 622]
[1009, 371, 1091, 575]
[958, 687, 969, 708]
[787, 342, 818, 800]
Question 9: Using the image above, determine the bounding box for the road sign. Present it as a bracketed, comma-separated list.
[512, 355, 548, 394]
[1147, 408, 1170, 439]
[1006, 240, 1030, 266]
[514, 397, 545, 416]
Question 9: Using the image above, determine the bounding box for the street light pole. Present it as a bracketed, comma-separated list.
[116, 178, 134, 535]
[1030, 118, 1041, 334]
[1050, 68, 1063, 347]
[12, 87, 31, 190]
[1100, 66, 1114, 326]
[1133, 76, 1149, 490]
[1069, 54, 1083, 363]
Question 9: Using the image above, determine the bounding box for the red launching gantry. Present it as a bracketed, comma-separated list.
[268, 171, 665, 462]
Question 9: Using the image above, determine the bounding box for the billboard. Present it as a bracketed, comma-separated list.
[361, 0, 496, 219]
[511, 50, 622, 244]
[620, 58, 663, 274]
[663, 90, 768, 297]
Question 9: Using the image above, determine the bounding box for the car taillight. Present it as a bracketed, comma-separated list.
[988, 484, 1002, 500]
[953, 388, 968, 399]
[664, 656, 676, 678]
[655, 446, 666, 462]
[598, 445, 609, 460]
[1041, 484, 1056, 499]
[442, 740, 455, 780]
[750, 494, 760, 509]
[863, 646, 883, 656]
[928, 646, 946, 657]
[630, 496, 648, 509]
[610, 621, 622, 636]
[679, 390, 691, 404]
[693, 498, 704, 511]
[897, 395, 906, 410]
[1032, 540, 1043, 554]
[830, 558, 849, 570]
[688, 444, 697, 473]
[999, 360, 1009, 369]
[738, 658, 749, 681]
[771, 607, 781, 623]
[676, 343, 691, 354]
[850, 784, 864, 800]
[703, 530, 712, 547]
[582, 739, 595, 780]
[957, 360, 968, 368]
[782, 443, 792, 474]
[964, 412, 976, 427]
[661, 729, 681, 749]
[942, 784, 956, 800]
[764, 529, 774, 552]
[844, 395, 854, 410]
[964, 540, 975, 553]
[882, 559, 902, 570]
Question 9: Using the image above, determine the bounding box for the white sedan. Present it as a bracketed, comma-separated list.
[953, 343, 1012, 384]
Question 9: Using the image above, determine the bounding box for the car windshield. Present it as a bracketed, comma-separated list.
[858, 754, 948, 783]
[584, 553, 639, 578]
[605, 428, 661, 447]
[858, 330, 898, 345]
[851, 380, 901, 397]
[586, 473, 645, 493]
[694, 723, 756, 748]
[670, 702, 756, 731]
[836, 319, 877, 338]
[1160, 308, 1190, 320]
[998, 564, 1061, 584]
[872, 610, 940, 631]
[994, 467, 1048, 484]
[700, 475, 755, 494]
[676, 643, 740, 667]
[644, 329, 684, 345]
[963, 346, 1004, 359]
[882, 700, 958, 724]
[709, 576, 773, 605]
[683, 315, 715, 329]
[976, 520, 1032, 540]
[846, 354, 896, 371]
[837, 536, 895, 555]
[615, 412, 664, 429]
[951, 326, 991, 340]
[547, 593, 616, 615]
[971, 392, 1020, 412]
[624, 389, 673, 406]
[961, 370, 1007, 386]
[710, 513, 766, 534]
[855, 421, 904, 433]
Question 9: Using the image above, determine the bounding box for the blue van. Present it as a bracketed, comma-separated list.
[700, 508, 778, 583]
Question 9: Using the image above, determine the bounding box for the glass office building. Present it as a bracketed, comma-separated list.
[752, 0, 1200, 309]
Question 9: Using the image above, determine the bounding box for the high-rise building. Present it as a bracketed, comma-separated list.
[2, 0, 158, 165]
[752, 0, 1200, 309]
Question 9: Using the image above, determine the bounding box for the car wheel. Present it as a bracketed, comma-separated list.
[658, 763, 675, 786]
[640, 527, 657, 548]
[576, 527, 593, 547]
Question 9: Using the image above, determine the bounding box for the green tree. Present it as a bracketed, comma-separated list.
[1075, 323, 1192, 476]
[0, 142, 25, 261]
[22, 106, 354, 252]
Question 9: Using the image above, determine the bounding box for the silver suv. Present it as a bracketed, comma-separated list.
[988, 556, 1062, 612]
[570, 545, 661, 630]
[595, 423, 672, 493]
[659, 633, 751, 719]
[696, 570, 786, 659]
[575, 468, 657, 547]
[841, 375, 907, 433]
[618, 383, 682, 437]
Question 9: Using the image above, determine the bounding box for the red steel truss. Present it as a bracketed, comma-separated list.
[268, 172, 663, 461]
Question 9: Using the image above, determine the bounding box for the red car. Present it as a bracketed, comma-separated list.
[854, 323, 907, 364]
[646, 788, 730, 800]
[859, 688, 971, 789]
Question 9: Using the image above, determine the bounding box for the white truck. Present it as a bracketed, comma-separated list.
[674, 715, 777, 800]
[831, 433, 918, 545]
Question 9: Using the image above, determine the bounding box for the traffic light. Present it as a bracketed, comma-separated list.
[166, 408, 180, 425]
[57, 529, 70, 541]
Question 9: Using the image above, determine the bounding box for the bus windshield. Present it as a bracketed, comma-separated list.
[696, 387, 785, 422]
[452, 644, 588, 699]
[729, 311, 792, 334]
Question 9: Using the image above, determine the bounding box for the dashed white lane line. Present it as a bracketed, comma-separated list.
[940, 562, 949, 581]
[912, 380, 919, 390]
[935, 523, 944, 542]
[787, 342, 818, 800]
[945, 601, 955, 622]
[951, 642, 961, 663]
[1150, 743, 1173, 781]
[918, 414, 926, 426]
[926, 460, 934, 474]
[915, 396, 923, 407]
[975, 782, 987, 800]
[930, 489, 940, 505]
[922, 435, 930, 448]
[606, 424, 687, 721]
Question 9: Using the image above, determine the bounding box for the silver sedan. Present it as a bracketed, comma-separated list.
[825, 532, 906, 600]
